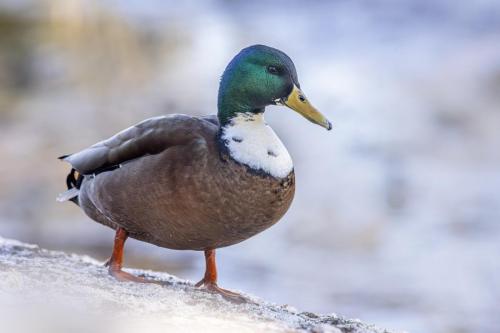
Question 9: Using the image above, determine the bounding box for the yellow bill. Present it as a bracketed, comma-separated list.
[281, 84, 332, 130]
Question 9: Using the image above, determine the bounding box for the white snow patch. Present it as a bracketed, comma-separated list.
[0, 236, 389, 333]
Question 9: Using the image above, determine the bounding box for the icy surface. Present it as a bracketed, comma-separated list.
[0, 237, 391, 333]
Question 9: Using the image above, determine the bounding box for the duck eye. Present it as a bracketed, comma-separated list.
[267, 66, 279, 74]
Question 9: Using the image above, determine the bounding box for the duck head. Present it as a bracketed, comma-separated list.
[217, 44, 332, 130]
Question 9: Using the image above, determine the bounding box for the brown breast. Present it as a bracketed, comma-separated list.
[80, 129, 295, 251]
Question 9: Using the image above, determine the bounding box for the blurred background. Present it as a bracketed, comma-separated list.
[1, 0, 499, 332]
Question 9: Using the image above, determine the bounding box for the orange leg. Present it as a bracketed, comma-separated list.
[195, 249, 246, 303]
[107, 227, 157, 284]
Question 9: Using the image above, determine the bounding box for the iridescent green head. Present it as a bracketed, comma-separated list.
[217, 45, 331, 130]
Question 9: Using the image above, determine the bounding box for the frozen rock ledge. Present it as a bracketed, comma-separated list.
[0, 236, 393, 333]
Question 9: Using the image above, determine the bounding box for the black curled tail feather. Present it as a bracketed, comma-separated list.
[62, 168, 84, 205]
[66, 168, 84, 190]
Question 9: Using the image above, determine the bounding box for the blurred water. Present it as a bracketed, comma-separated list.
[0, 1, 499, 332]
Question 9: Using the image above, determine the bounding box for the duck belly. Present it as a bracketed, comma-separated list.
[78, 154, 295, 250]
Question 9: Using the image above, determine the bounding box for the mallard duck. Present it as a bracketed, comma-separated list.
[58, 45, 331, 301]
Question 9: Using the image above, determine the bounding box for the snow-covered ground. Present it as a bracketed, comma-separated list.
[0, 237, 390, 333]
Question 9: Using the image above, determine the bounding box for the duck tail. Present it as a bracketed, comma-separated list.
[57, 167, 83, 205]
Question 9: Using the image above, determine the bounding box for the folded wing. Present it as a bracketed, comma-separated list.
[61, 114, 216, 175]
